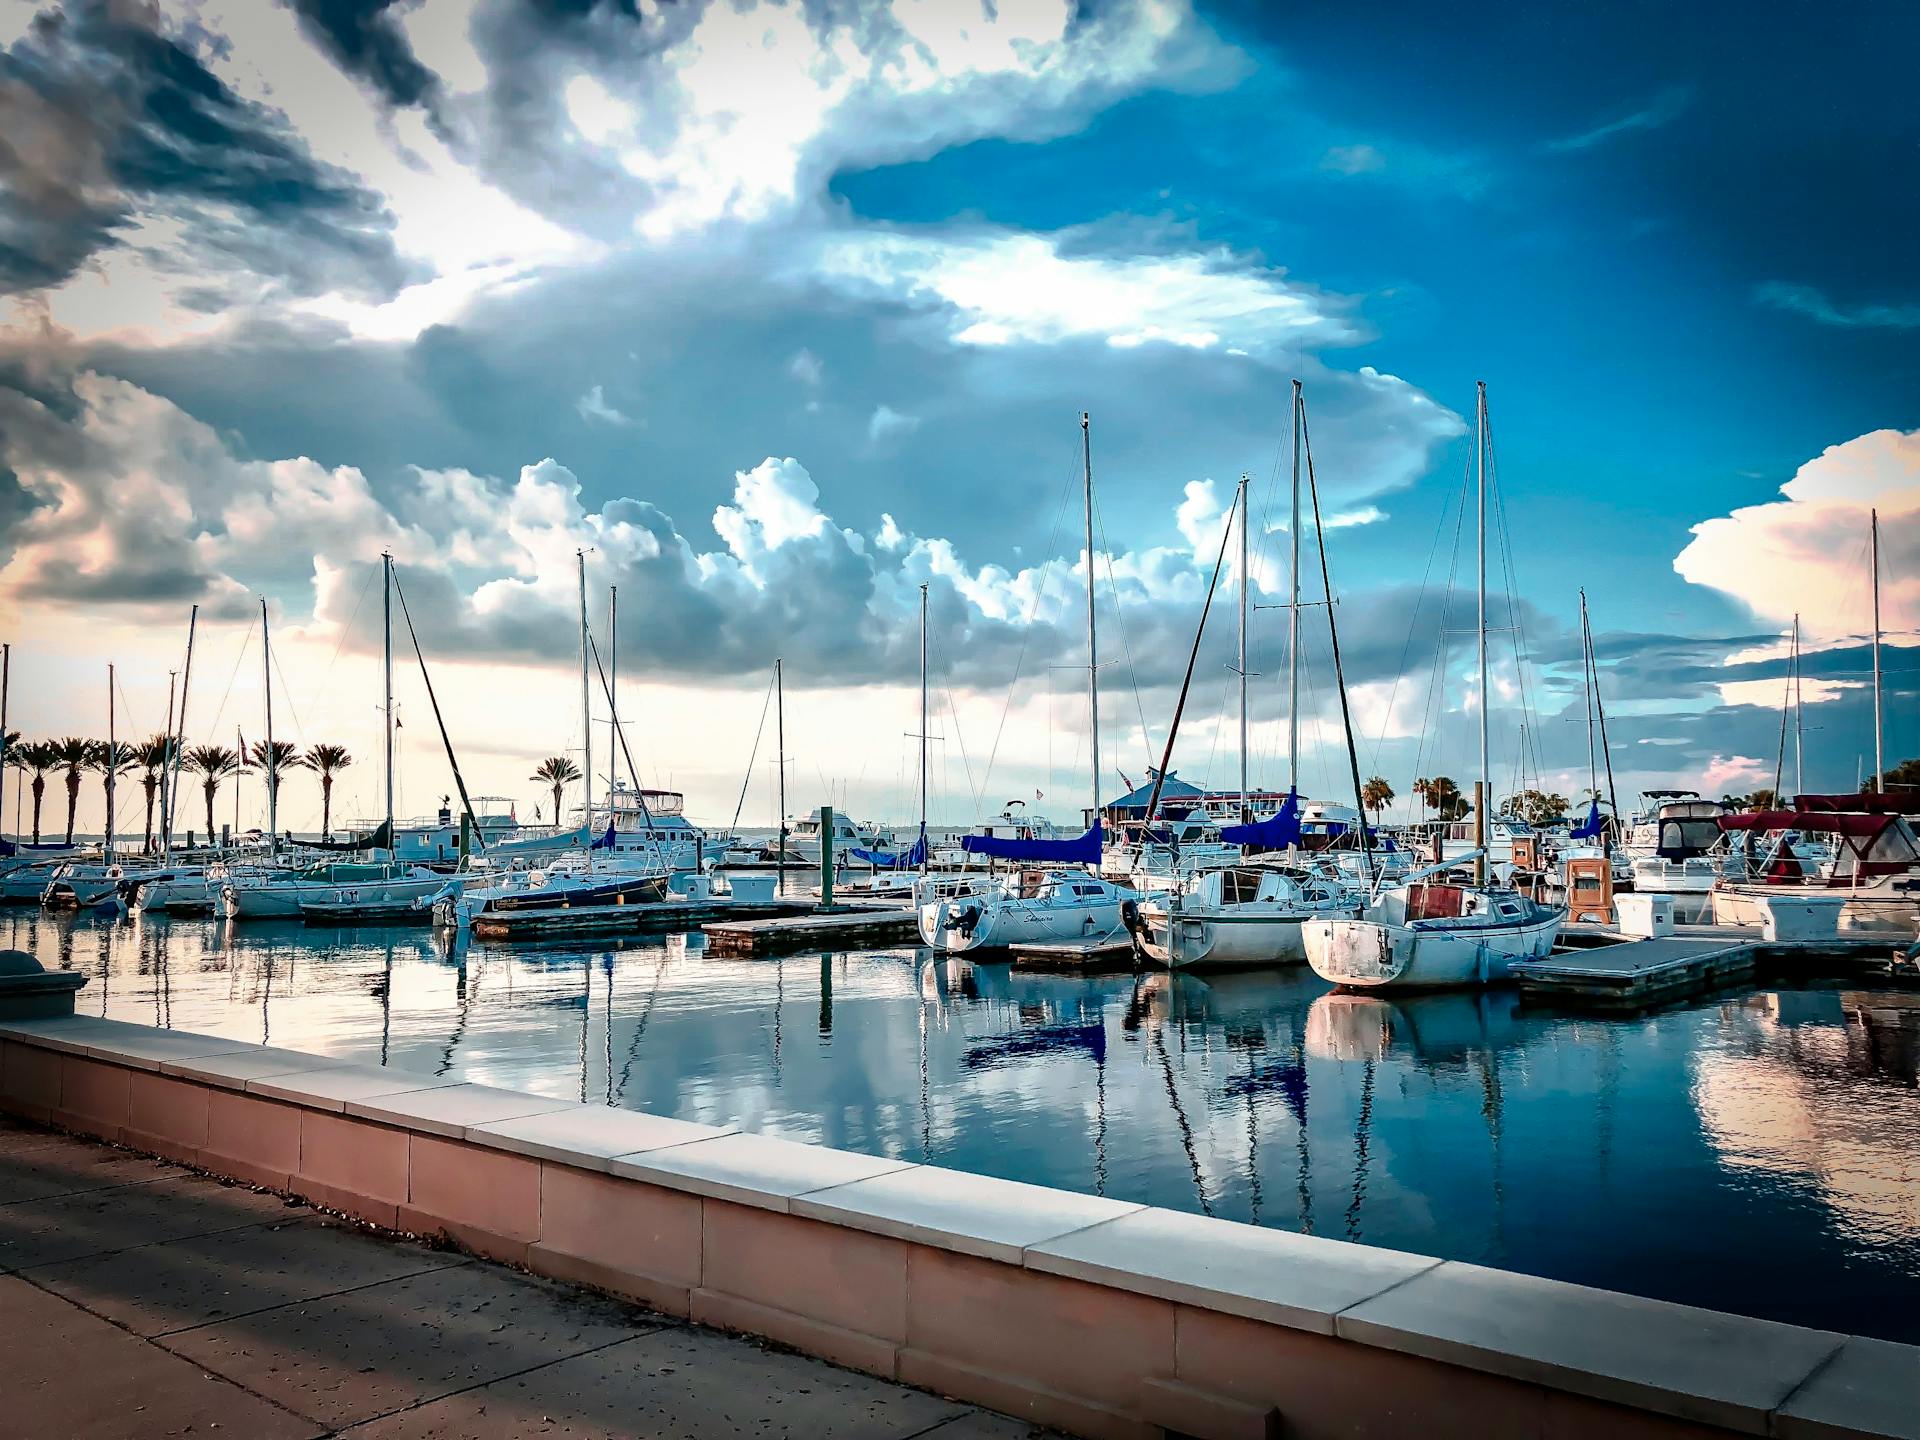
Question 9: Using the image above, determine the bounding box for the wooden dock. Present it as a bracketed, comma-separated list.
[702, 904, 919, 957]
[470, 897, 810, 943]
[1009, 939, 1137, 972]
[1515, 927, 1904, 1008]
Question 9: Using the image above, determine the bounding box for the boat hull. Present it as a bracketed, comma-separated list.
[1303, 909, 1563, 990]
[1136, 909, 1312, 968]
[221, 873, 446, 919]
[917, 895, 1127, 954]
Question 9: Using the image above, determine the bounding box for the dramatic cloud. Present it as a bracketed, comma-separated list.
[0, 0, 408, 298]
[1674, 427, 1919, 642]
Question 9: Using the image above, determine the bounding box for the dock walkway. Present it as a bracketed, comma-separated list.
[703, 904, 920, 957]
[0, 1117, 1029, 1439]
[1518, 926, 1903, 1008]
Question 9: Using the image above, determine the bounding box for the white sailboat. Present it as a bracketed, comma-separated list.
[918, 412, 1134, 952]
[1305, 383, 1565, 990]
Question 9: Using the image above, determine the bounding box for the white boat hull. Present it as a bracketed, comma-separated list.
[1303, 909, 1563, 990]
[1138, 910, 1311, 968]
[221, 873, 446, 919]
[917, 894, 1127, 954]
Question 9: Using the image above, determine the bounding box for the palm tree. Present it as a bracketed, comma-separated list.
[303, 744, 353, 838]
[1360, 775, 1394, 824]
[94, 741, 137, 847]
[531, 756, 582, 827]
[1411, 777, 1433, 822]
[136, 735, 171, 853]
[51, 736, 96, 845]
[246, 740, 308, 833]
[9, 741, 57, 843]
[186, 745, 247, 846]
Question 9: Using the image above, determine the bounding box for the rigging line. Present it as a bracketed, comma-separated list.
[1368, 477, 1459, 772]
[972, 448, 1079, 818]
[199, 617, 258, 748]
[1137, 494, 1237, 829]
[269, 643, 309, 749]
[390, 570, 489, 854]
[309, 563, 377, 717]
[729, 670, 776, 833]
[1091, 486, 1155, 771]
[1483, 425, 1544, 795]
[1408, 456, 1472, 796]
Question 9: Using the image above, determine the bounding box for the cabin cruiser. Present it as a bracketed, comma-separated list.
[932, 802, 1065, 869]
[1624, 794, 1741, 894]
[578, 784, 732, 869]
[218, 861, 446, 919]
[1711, 800, 1920, 935]
[1101, 812, 1243, 888]
[1131, 861, 1360, 969]
[916, 869, 1137, 953]
[385, 796, 525, 866]
[785, 807, 887, 866]
[1434, 814, 1538, 867]
[1303, 854, 1565, 990]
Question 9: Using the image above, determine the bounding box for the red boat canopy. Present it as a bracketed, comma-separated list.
[1718, 809, 1920, 882]
[1720, 811, 1892, 837]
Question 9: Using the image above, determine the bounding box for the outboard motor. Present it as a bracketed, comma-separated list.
[944, 903, 981, 936]
[1118, 897, 1147, 965]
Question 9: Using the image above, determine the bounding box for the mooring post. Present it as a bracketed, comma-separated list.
[819, 806, 835, 911]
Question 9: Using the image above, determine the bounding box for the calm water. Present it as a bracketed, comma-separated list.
[5, 908, 1917, 1343]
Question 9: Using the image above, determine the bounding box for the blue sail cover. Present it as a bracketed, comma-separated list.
[961, 822, 1102, 863]
[589, 821, 618, 850]
[1220, 791, 1301, 848]
[1570, 800, 1605, 840]
[850, 833, 928, 869]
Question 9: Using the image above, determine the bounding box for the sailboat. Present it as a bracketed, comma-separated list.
[221, 557, 444, 919]
[916, 413, 1136, 952]
[841, 584, 932, 901]
[1135, 384, 1367, 969]
[1304, 384, 1565, 989]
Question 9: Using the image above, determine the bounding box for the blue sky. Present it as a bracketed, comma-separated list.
[0, 0, 1912, 830]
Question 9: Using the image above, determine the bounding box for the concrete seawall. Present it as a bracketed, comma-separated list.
[1, 1013, 1910, 1440]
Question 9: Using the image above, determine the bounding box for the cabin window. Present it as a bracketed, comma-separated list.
[1221, 869, 1261, 906]
[1073, 884, 1101, 896]
[1498, 903, 1519, 917]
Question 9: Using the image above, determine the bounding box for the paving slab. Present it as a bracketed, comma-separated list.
[62, 1023, 262, 1071]
[0, 1129, 186, 1205]
[0, 1170, 295, 1269]
[0, 1274, 319, 1440]
[160, 1045, 355, 1091]
[0, 1014, 134, 1055]
[335, 1324, 971, 1439]
[468, 1102, 734, 1171]
[247, 1063, 462, 1112]
[791, 1163, 1143, 1264]
[1025, 1205, 1440, 1334]
[1775, 1335, 1920, 1440]
[160, 1256, 664, 1428]
[342, 1081, 577, 1139]
[607, 1131, 916, 1212]
[1336, 1258, 1847, 1433]
[32, 1212, 467, 1336]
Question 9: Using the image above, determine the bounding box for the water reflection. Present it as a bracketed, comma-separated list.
[2, 909, 1916, 1343]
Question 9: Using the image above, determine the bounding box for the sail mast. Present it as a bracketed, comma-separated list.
[775, 657, 786, 890]
[919, 582, 929, 869]
[382, 554, 395, 852]
[0, 645, 9, 845]
[1082, 411, 1100, 858]
[578, 550, 592, 870]
[608, 585, 618, 820]
[261, 597, 276, 853]
[1288, 381, 1302, 795]
[1792, 614, 1803, 800]
[165, 605, 198, 862]
[1871, 508, 1883, 793]
[1580, 590, 1597, 802]
[1474, 381, 1489, 889]
[105, 664, 116, 863]
[1237, 472, 1250, 823]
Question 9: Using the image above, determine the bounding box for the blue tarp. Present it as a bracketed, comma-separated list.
[961, 823, 1102, 863]
[1220, 791, 1301, 849]
[589, 821, 618, 850]
[851, 833, 928, 869]
[1570, 800, 1605, 840]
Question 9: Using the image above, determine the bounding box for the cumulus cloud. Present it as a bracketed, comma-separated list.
[1674, 427, 1918, 642]
[867, 403, 919, 444]
[575, 383, 631, 426]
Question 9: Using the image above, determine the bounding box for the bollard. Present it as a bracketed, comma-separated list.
[819, 806, 835, 910]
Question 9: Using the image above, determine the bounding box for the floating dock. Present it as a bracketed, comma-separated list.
[1516, 926, 1904, 1009]
[1008, 938, 1137, 972]
[470, 897, 810, 942]
[702, 904, 918, 957]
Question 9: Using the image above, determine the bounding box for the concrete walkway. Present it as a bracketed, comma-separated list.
[0, 1117, 1040, 1439]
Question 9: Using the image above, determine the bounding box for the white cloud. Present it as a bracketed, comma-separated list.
[1674, 427, 1918, 643]
[575, 384, 632, 426]
[788, 348, 824, 387]
[814, 227, 1361, 355]
[868, 404, 920, 444]
[1319, 143, 1385, 175]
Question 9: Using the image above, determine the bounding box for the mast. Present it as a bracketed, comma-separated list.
[105, 664, 115, 863]
[1288, 380, 1302, 795]
[1082, 411, 1100, 853]
[1580, 591, 1597, 804]
[918, 582, 929, 869]
[0, 644, 9, 843]
[165, 605, 198, 861]
[1792, 614, 1803, 801]
[1871, 508, 1883, 794]
[608, 585, 618, 819]
[1474, 381, 1489, 889]
[159, 671, 176, 857]
[578, 550, 592, 871]
[261, 597, 276, 853]
[775, 657, 787, 890]
[1237, 472, 1250, 823]
[382, 553, 394, 851]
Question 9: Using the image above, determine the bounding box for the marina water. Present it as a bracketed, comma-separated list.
[6, 907, 1915, 1345]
